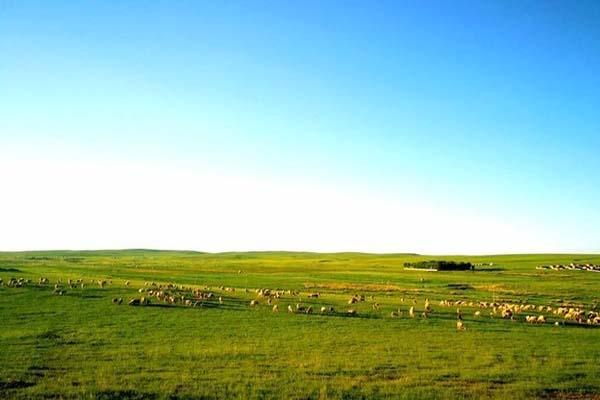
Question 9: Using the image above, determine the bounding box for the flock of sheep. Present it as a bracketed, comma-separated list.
[536, 263, 600, 272]
[3, 276, 599, 330]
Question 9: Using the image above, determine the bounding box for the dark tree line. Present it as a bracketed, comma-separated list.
[404, 260, 474, 271]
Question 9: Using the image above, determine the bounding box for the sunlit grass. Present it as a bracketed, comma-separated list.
[1, 251, 599, 399]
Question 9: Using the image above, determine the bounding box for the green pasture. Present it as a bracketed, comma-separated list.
[1, 250, 599, 399]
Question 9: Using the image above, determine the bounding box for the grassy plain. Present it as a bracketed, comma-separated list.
[1, 250, 599, 399]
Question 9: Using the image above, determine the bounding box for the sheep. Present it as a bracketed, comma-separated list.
[424, 299, 431, 312]
[288, 305, 294, 313]
[525, 315, 536, 323]
[347, 309, 357, 316]
[272, 305, 279, 312]
[409, 306, 415, 318]
[348, 296, 358, 304]
[390, 310, 401, 318]
[307, 292, 320, 298]
[372, 303, 380, 310]
[306, 306, 313, 314]
[537, 315, 546, 324]
[320, 306, 334, 314]
[125, 281, 130, 286]
[128, 298, 141, 306]
[296, 303, 306, 312]
[474, 311, 481, 318]
[219, 297, 223, 304]
[456, 320, 465, 330]
[250, 300, 259, 307]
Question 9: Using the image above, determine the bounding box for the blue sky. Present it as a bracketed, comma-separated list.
[1, 1, 599, 253]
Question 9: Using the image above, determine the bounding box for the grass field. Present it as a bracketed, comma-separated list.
[1, 250, 599, 399]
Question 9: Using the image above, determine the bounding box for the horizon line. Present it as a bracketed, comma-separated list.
[1, 248, 599, 257]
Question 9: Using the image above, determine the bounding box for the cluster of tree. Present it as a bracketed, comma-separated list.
[403, 260, 474, 271]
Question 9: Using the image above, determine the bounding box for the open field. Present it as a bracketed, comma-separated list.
[1, 250, 599, 399]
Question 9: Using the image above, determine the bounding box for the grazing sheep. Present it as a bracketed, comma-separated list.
[456, 320, 465, 330]
[409, 306, 415, 318]
[347, 309, 357, 316]
[306, 306, 313, 314]
[474, 311, 481, 317]
[348, 296, 358, 305]
[288, 305, 294, 313]
[537, 315, 546, 324]
[372, 303, 380, 310]
[219, 297, 223, 304]
[390, 311, 400, 318]
[128, 298, 141, 306]
[272, 305, 279, 312]
[307, 293, 320, 298]
[296, 303, 306, 312]
[125, 281, 130, 286]
[250, 300, 259, 307]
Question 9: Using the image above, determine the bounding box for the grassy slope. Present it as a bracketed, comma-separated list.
[0, 251, 599, 399]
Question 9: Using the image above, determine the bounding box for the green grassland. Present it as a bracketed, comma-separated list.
[1, 250, 599, 399]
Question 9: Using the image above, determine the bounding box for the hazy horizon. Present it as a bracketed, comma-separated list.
[2, 1, 599, 253]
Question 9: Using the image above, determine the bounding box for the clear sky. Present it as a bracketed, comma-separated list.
[1, 1, 599, 253]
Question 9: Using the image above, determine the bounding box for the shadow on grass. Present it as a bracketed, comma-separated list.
[95, 390, 157, 400]
[0, 380, 35, 390]
[0, 267, 21, 272]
